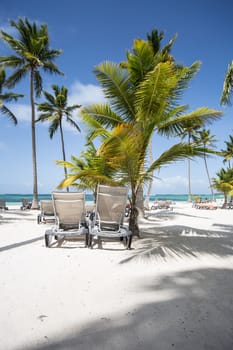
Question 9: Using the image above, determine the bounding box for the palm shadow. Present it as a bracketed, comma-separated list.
[121, 211, 233, 263]
[14, 267, 233, 350]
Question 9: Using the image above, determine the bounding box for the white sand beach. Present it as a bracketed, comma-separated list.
[0, 202, 233, 350]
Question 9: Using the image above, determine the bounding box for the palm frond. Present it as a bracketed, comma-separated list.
[94, 61, 135, 120]
[81, 103, 123, 129]
[0, 104, 18, 124]
[220, 60, 233, 106]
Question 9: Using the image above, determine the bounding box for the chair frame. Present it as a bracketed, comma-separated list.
[45, 192, 88, 248]
[0, 199, 8, 211]
[37, 200, 55, 224]
[20, 198, 32, 210]
[88, 185, 132, 249]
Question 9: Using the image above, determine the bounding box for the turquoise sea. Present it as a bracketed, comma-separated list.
[0, 193, 224, 206]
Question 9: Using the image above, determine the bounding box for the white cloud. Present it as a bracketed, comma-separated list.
[153, 176, 188, 191]
[69, 81, 106, 106]
[9, 104, 31, 122]
[151, 175, 210, 194]
[7, 81, 105, 131]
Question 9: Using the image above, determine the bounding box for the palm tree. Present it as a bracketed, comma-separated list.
[220, 61, 233, 105]
[221, 134, 233, 168]
[56, 141, 120, 200]
[144, 29, 177, 207]
[36, 85, 81, 191]
[212, 168, 233, 206]
[0, 18, 63, 208]
[58, 32, 222, 236]
[193, 129, 217, 200]
[0, 69, 23, 124]
[179, 119, 203, 202]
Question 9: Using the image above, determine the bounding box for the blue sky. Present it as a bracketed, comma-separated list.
[0, 0, 232, 195]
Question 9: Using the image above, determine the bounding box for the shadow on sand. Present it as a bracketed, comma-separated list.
[15, 267, 233, 350]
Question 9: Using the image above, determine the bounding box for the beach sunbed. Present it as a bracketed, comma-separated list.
[20, 198, 32, 210]
[37, 200, 55, 224]
[0, 199, 8, 211]
[88, 184, 132, 249]
[194, 202, 217, 210]
[44, 192, 88, 248]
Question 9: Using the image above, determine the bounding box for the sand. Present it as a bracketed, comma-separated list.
[0, 202, 233, 350]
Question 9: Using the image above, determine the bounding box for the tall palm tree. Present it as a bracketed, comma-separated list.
[193, 129, 217, 200]
[144, 29, 177, 207]
[0, 18, 63, 208]
[0, 69, 23, 124]
[36, 85, 81, 191]
[180, 118, 206, 201]
[220, 60, 233, 105]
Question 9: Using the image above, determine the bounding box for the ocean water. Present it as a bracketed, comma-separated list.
[0, 193, 224, 206]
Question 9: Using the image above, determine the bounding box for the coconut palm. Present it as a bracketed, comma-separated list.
[0, 69, 23, 124]
[0, 18, 63, 208]
[82, 72, 221, 234]
[212, 168, 233, 206]
[144, 29, 177, 207]
[36, 85, 81, 191]
[220, 61, 233, 105]
[58, 32, 222, 236]
[179, 119, 203, 202]
[56, 141, 120, 200]
[193, 129, 217, 200]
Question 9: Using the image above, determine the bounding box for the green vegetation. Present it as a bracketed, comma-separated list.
[0, 68, 23, 124]
[212, 167, 233, 205]
[0, 18, 63, 208]
[36, 85, 81, 191]
[58, 31, 222, 235]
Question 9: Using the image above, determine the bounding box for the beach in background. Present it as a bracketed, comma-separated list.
[0, 193, 225, 208]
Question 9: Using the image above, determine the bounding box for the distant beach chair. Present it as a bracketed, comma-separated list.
[88, 184, 132, 249]
[0, 199, 8, 211]
[20, 198, 32, 210]
[194, 201, 217, 210]
[149, 200, 173, 210]
[44, 192, 88, 248]
[37, 200, 55, 224]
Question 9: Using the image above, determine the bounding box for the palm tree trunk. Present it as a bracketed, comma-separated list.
[59, 121, 69, 192]
[129, 189, 140, 237]
[204, 153, 215, 201]
[187, 133, 192, 202]
[30, 69, 39, 209]
[144, 141, 153, 209]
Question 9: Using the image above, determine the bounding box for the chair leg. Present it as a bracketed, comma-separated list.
[45, 232, 51, 247]
[37, 215, 41, 224]
[85, 233, 89, 247]
[127, 235, 132, 249]
[89, 235, 93, 248]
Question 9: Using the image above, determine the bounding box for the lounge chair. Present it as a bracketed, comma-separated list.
[88, 185, 132, 249]
[37, 200, 55, 224]
[21, 198, 32, 210]
[44, 192, 88, 248]
[0, 199, 8, 210]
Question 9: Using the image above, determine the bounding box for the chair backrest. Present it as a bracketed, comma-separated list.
[0, 199, 6, 208]
[96, 185, 128, 230]
[52, 192, 86, 229]
[40, 200, 54, 215]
